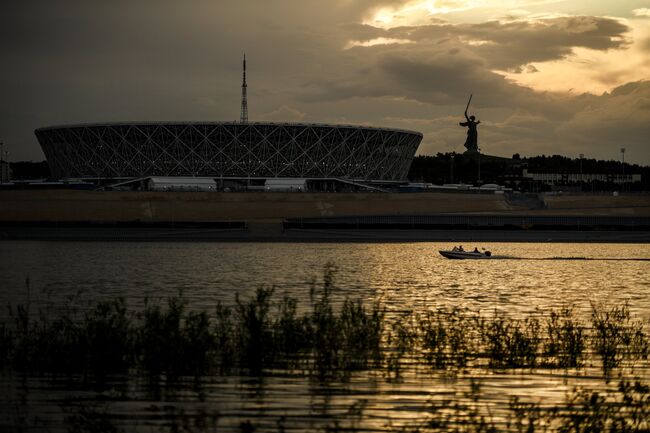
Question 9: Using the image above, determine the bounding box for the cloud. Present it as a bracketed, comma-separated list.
[633, 8, 650, 18]
[465, 17, 629, 69]
[0, 0, 648, 164]
[345, 37, 414, 49]
[298, 15, 649, 161]
[346, 16, 631, 70]
[259, 105, 307, 122]
[557, 80, 650, 157]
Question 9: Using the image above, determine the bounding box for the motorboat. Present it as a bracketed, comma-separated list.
[439, 248, 493, 259]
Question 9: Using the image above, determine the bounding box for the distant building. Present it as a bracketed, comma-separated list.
[522, 169, 641, 185]
[33, 59, 422, 191]
[35, 122, 422, 190]
[147, 177, 217, 192]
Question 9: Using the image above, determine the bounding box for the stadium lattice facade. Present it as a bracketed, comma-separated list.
[36, 122, 422, 183]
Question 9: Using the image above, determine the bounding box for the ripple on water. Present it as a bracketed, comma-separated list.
[0, 241, 649, 431]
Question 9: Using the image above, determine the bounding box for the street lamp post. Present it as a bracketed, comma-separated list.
[579, 153, 584, 190]
[477, 148, 481, 185]
[579, 154, 583, 178]
[450, 153, 455, 184]
[621, 148, 626, 191]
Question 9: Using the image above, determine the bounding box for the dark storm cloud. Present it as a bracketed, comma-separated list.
[558, 81, 650, 152]
[295, 13, 649, 162]
[379, 53, 518, 105]
[346, 16, 631, 70]
[312, 15, 630, 111]
[302, 30, 573, 119]
[462, 17, 630, 70]
[0, 0, 358, 159]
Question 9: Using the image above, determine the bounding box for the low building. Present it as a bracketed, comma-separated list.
[34, 122, 423, 188]
[264, 178, 307, 192]
[147, 177, 217, 192]
[522, 169, 641, 185]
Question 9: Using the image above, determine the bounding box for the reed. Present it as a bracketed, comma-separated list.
[544, 308, 585, 369]
[307, 264, 385, 378]
[272, 293, 309, 368]
[213, 301, 236, 372]
[409, 377, 650, 433]
[418, 307, 478, 369]
[542, 378, 650, 432]
[590, 303, 649, 376]
[0, 270, 648, 380]
[385, 312, 416, 380]
[235, 286, 275, 372]
[2, 270, 649, 433]
[55, 377, 650, 433]
[139, 295, 193, 376]
[482, 315, 542, 368]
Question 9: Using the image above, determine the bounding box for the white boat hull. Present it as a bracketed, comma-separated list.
[439, 250, 492, 259]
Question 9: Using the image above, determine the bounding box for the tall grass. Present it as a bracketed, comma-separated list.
[1, 269, 648, 379]
[544, 308, 585, 369]
[407, 378, 650, 433]
[3, 268, 650, 433]
[419, 307, 477, 369]
[591, 303, 649, 376]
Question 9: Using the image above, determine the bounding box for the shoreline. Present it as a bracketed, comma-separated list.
[1, 226, 649, 243]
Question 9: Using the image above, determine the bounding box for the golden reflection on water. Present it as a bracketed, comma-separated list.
[1, 241, 649, 432]
[0, 241, 649, 320]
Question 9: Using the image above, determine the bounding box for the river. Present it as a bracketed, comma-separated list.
[0, 241, 649, 431]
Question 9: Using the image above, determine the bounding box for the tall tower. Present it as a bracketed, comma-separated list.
[240, 54, 248, 124]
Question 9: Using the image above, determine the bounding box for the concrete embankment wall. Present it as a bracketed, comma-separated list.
[542, 195, 650, 216]
[0, 190, 515, 222]
[1, 190, 648, 241]
[0, 191, 648, 225]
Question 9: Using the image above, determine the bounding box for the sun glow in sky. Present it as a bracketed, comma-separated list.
[345, 37, 414, 49]
[362, 0, 650, 95]
[364, 0, 567, 27]
[499, 22, 650, 94]
[1, 0, 649, 162]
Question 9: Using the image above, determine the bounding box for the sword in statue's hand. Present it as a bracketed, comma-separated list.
[464, 94, 473, 116]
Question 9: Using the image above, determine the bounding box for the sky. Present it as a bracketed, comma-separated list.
[1, 0, 649, 164]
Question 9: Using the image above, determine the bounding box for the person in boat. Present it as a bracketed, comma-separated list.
[473, 247, 479, 253]
[459, 245, 464, 251]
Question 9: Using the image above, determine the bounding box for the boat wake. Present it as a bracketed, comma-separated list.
[501, 257, 650, 261]
[439, 248, 649, 261]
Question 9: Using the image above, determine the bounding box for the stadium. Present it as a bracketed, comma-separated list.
[35, 121, 423, 191]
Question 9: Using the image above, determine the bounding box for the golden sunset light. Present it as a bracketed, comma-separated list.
[1, 2, 650, 432]
[1, 0, 649, 162]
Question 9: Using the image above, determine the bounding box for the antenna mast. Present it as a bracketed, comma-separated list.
[240, 54, 248, 124]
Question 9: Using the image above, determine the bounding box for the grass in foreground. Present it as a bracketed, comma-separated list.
[2, 266, 650, 432]
[1, 266, 648, 379]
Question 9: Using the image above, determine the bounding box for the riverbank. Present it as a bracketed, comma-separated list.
[1, 225, 649, 242]
[1, 190, 648, 223]
[2, 190, 648, 242]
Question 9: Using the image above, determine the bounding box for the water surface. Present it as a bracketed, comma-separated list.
[1, 241, 649, 432]
[1, 241, 648, 318]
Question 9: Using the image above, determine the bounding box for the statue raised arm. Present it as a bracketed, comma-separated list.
[459, 94, 479, 152]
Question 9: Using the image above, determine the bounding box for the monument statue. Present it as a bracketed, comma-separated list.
[459, 94, 480, 153]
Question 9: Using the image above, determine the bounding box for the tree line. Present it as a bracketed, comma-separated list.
[6, 156, 650, 191]
[407, 153, 650, 191]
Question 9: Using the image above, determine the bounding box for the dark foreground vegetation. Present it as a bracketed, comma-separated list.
[2, 267, 650, 432]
